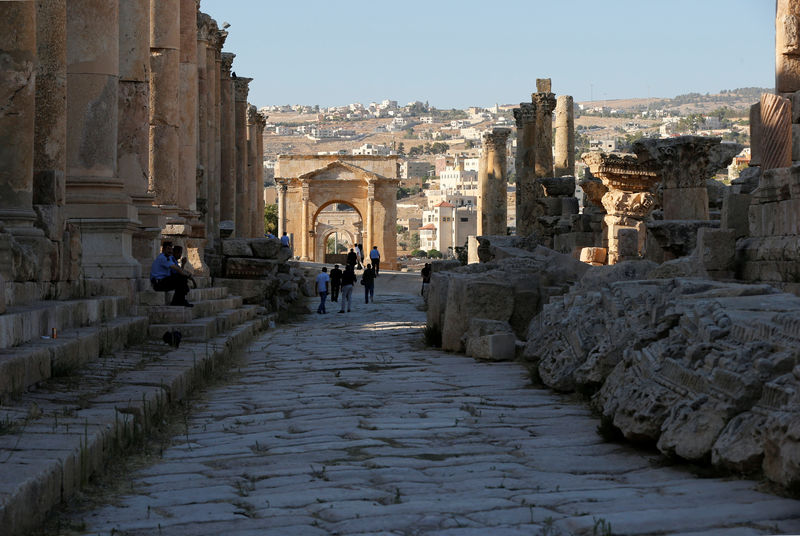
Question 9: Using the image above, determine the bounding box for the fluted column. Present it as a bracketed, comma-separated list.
[210, 27, 224, 244]
[233, 77, 252, 237]
[554, 95, 575, 177]
[66, 0, 140, 284]
[119, 0, 162, 269]
[512, 102, 537, 236]
[149, 0, 180, 217]
[477, 128, 511, 236]
[218, 52, 235, 232]
[33, 0, 67, 247]
[196, 12, 211, 235]
[246, 105, 258, 238]
[0, 1, 38, 234]
[178, 0, 198, 219]
[366, 182, 375, 250]
[532, 80, 556, 179]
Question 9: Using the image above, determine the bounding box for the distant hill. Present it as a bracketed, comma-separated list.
[578, 87, 773, 116]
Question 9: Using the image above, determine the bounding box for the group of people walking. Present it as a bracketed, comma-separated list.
[315, 245, 381, 314]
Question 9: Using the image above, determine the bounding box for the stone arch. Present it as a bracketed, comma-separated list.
[313, 199, 362, 262]
[275, 155, 399, 268]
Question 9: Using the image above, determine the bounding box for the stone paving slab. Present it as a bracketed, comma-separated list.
[44, 272, 800, 535]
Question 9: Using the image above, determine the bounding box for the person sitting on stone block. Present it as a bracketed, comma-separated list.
[150, 241, 194, 307]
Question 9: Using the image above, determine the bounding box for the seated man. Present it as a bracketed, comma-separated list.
[150, 241, 194, 307]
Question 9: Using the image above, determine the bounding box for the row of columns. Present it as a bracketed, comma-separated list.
[0, 0, 266, 296]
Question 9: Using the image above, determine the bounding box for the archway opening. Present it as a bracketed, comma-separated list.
[313, 201, 363, 264]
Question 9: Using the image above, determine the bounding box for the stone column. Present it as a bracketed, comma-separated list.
[366, 182, 375, 250]
[218, 52, 236, 234]
[512, 102, 538, 236]
[210, 27, 225, 245]
[246, 105, 259, 238]
[554, 95, 575, 177]
[196, 12, 211, 235]
[632, 136, 743, 221]
[255, 111, 267, 237]
[301, 181, 310, 260]
[149, 0, 180, 220]
[583, 152, 659, 265]
[532, 79, 556, 179]
[277, 181, 287, 236]
[33, 0, 67, 247]
[66, 0, 141, 288]
[178, 0, 198, 219]
[759, 93, 792, 171]
[0, 1, 38, 234]
[477, 128, 511, 236]
[233, 77, 252, 238]
[119, 0, 162, 270]
[777, 0, 800, 94]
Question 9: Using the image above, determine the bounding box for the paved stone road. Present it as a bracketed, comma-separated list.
[58, 272, 800, 535]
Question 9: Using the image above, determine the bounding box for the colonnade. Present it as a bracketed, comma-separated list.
[0, 0, 266, 297]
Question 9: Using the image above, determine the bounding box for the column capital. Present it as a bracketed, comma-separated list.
[532, 92, 557, 114]
[513, 102, 536, 128]
[197, 12, 213, 43]
[220, 52, 235, 76]
[256, 112, 268, 128]
[233, 77, 252, 102]
[247, 104, 258, 125]
[482, 128, 511, 151]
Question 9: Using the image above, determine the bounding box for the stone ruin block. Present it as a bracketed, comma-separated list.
[224, 257, 280, 278]
[222, 239, 253, 257]
[721, 190, 752, 239]
[441, 278, 514, 352]
[579, 247, 607, 266]
[463, 319, 516, 362]
[250, 238, 282, 259]
[615, 227, 639, 260]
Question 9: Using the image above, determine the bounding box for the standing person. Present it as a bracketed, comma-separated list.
[356, 243, 364, 269]
[281, 232, 291, 251]
[362, 263, 376, 303]
[346, 247, 357, 270]
[339, 264, 357, 313]
[369, 246, 381, 276]
[421, 262, 432, 296]
[149, 241, 194, 307]
[330, 264, 342, 302]
[315, 267, 330, 314]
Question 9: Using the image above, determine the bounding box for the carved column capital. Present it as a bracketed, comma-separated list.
[233, 77, 252, 102]
[220, 52, 235, 76]
[532, 92, 557, 114]
[247, 104, 258, 125]
[197, 12, 213, 42]
[482, 128, 511, 151]
[513, 102, 536, 128]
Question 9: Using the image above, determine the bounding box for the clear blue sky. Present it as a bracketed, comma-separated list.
[201, 0, 775, 109]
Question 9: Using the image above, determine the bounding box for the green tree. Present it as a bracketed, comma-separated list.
[410, 249, 427, 258]
[263, 204, 278, 235]
[428, 249, 442, 259]
[410, 232, 420, 249]
[396, 142, 405, 155]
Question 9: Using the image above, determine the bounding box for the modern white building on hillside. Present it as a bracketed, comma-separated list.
[419, 202, 477, 255]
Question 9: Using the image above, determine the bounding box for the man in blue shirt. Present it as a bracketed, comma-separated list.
[150, 241, 194, 307]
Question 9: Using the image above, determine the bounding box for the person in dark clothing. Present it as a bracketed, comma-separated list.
[362, 264, 376, 303]
[149, 241, 194, 307]
[339, 264, 357, 313]
[329, 264, 342, 302]
[421, 262, 432, 296]
[346, 248, 358, 269]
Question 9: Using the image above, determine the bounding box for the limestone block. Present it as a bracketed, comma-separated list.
[762, 413, 800, 487]
[657, 398, 732, 461]
[793, 124, 800, 162]
[712, 412, 768, 474]
[441, 277, 514, 353]
[250, 238, 281, 259]
[616, 227, 639, 258]
[509, 290, 541, 338]
[537, 176, 575, 197]
[696, 228, 736, 274]
[560, 197, 579, 216]
[0, 274, 4, 314]
[466, 333, 516, 362]
[663, 187, 709, 221]
[214, 277, 279, 304]
[647, 256, 708, 279]
[579, 247, 607, 265]
[221, 239, 253, 257]
[721, 191, 752, 238]
[426, 272, 451, 330]
[224, 258, 279, 278]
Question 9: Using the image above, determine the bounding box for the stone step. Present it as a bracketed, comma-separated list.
[0, 296, 130, 350]
[0, 315, 149, 404]
[0, 312, 277, 536]
[147, 305, 260, 342]
[137, 285, 229, 307]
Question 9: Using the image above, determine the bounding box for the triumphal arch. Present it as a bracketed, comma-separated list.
[275, 155, 400, 269]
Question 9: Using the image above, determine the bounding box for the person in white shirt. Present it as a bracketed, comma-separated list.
[315, 267, 330, 314]
[369, 246, 381, 275]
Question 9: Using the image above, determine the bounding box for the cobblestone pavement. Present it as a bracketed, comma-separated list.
[57, 273, 800, 535]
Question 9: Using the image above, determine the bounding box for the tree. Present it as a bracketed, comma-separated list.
[263, 204, 278, 235]
[410, 249, 427, 258]
[427, 249, 442, 259]
[410, 232, 420, 249]
[396, 142, 405, 155]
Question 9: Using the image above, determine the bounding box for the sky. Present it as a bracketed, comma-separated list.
[201, 0, 775, 109]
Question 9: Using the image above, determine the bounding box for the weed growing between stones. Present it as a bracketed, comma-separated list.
[423, 324, 441, 347]
[593, 516, 613, 535]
